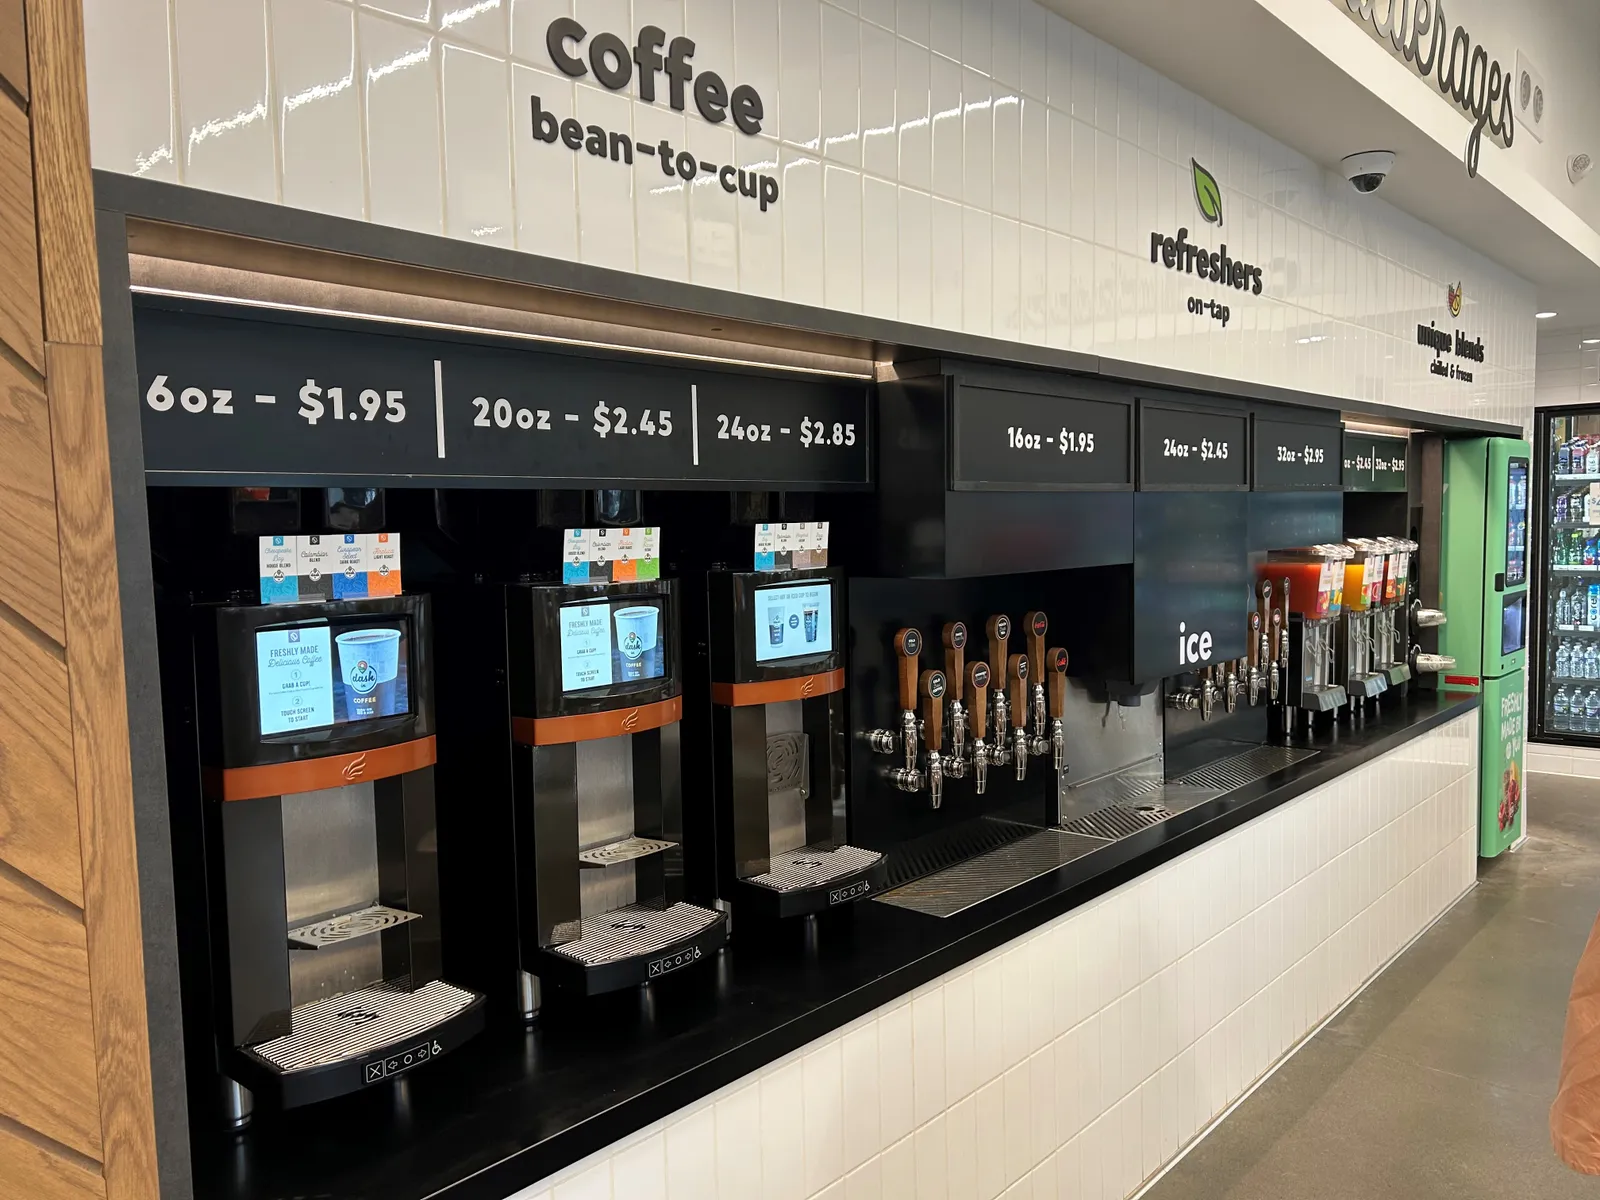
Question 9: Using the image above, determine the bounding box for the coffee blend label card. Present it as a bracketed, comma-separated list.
[368, 532, 402, 596]
[754, 523, 777, 571]
[562, 529, 591, 583]
[258, 535, 299, 604]
[332, 533, 370, 600]
[297, 535, 335, 601]
[638, 527, 661, 580]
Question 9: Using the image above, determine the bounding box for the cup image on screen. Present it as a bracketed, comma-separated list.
[335, 628, 401, 720]
[768, 608, 786, 646]
[803, 606, 819, 643]
[613, 606, 660, 681]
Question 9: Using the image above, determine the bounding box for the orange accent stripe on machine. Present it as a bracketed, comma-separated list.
[711, 669, 846, 707]
[209, 736, 437, 801]
[512, 695, 683, 745]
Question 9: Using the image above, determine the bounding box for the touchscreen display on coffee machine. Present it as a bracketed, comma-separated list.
[753, 582, 834, 664]
[559, 599, 667, 693]
[255, 617, 411, 736]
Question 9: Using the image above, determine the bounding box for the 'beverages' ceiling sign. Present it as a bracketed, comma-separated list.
[1335, 0, 1514, 178]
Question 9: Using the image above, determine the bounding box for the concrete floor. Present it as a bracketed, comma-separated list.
[1143, 772, 1600, 1200]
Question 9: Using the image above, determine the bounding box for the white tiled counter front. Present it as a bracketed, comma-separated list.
[509, 710, 1478, 1200]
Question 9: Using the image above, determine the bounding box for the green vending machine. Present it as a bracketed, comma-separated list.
[1440, 436, 1530, 857]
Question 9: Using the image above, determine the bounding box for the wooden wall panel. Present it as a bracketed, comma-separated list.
[0, 0, 25, 100]
[45, 343, 158, 1200]
[0, 1124, 104, 1200]
[0, 869, 101, 1159]
[23, 0, 98, 345]
[0, 94, 44, 370]
[0, 348, 65, 641]
[0, 611, 80, 906]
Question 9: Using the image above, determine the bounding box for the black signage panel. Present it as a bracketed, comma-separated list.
[1342, 431, 1409, 493]
[951, 384, 1132, 491]
[1138, 401, 1248, 490]
[1252, 416, 1342, 491]
[133, 302, 871, 488]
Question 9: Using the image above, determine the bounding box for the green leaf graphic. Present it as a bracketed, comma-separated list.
[1192, 158, 1223, 225]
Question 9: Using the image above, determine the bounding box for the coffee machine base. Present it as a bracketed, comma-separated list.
[536, 901, 728, 995]
[229, 979, 487, 1110]
[737, 844, 888, 920]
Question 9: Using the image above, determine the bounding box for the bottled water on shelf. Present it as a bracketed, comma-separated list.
[1555, 686, 1571, 730]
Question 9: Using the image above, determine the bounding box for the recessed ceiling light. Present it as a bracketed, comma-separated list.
[1296, 335, 1328, 344]
[1537, 310, 1559, 319]
[1583, 338, 1600, 346]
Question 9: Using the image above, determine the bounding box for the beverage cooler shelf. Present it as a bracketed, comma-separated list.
[1555, 625, 1598, 634]
[1552, 566, 1600, 574]
[1552, 522, 1600, 530]
[1554, 473, 1600, 482]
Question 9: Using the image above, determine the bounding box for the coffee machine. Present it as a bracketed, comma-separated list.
[501, 578, 725, 1014]
[1260, 544, 1352, 727]
[190, 594, 484, 1126]
[704, 566, 884, 917]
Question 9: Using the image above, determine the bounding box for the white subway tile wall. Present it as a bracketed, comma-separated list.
[84, 0, 1535, 429]
[503, 711, 1478, 1200]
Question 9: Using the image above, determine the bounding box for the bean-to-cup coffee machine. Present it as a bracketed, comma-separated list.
[191, 594, 484, 1126]
[502, 578, 725, 1014]
[1259, 544, 1352, 727]
[705, 566, 885, 917]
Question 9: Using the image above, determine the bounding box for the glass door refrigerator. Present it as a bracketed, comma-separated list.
[1533, 410, 1600, 752]
[1441, 436, 1530, 858]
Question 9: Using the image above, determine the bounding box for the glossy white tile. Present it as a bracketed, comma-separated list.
[174, 0, 275, 200]
[84, 0, 179, 181]
[272, 0, 363, 219]
[361, 13, 444, 233]
[441, 43, 515, 246]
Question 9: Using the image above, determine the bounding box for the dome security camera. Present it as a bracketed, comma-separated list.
[1341, 150, 1396, 194]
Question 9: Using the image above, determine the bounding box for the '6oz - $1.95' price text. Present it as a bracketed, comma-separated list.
[298, 380, 406, 425]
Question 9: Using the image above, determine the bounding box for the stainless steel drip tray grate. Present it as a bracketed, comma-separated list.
[747, 845, 883, 894]
[1061, 803, 1176, 840]
[548, 902, 723, 968]
[287, 904, 420, 950]
[876, 830, 1108, 918]
[246, 979, 478, 1075]
[577, 836, 678, 869]
[1171, 744, 1319, 792]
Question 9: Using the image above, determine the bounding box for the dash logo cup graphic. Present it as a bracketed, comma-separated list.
[336, 628, 401, 720]
[613, 605, 660, 681]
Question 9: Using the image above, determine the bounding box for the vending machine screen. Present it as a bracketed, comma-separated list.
[1502, 593, 1527, 657]
[255, 617, 411, 735]
[559, 599, 667, 693]
[753, 582, 834, 664]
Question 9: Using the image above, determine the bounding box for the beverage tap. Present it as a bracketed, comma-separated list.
[921, 669, 947, 809]
[1166, 685, 1199, 712]
[1279, 577, 1292, 707]
[1269, 608, 1283, 703]
[1225, 659, 1243, 713]
[986, 615, 1013, 765]
[869, 627, 923, 774]
[1259, 580, 1276, 701]
[1025, 611, 1049, 747]
[1199, 666, 1217, 722]
[943, 622, 969, 776]
[1008, 653, 1030, 781]
[1047, 647, 1069, 772]
[968, 661, 992, 795]
[1248, 611, 1263, 704]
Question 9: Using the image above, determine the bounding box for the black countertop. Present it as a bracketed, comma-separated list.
[196, 690, 1479, 1200]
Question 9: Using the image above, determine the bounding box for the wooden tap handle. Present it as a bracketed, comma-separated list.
[1048, 647, 1068, 719]
[1025, 611, 1048, 683]
[894, 627, 922, 712]
[943, 622, 967, 703]
[1008, 654, 1029, 728]
[1270, 609, 1283, 658]
[968, 662, 990, 741]
[921, 670, 946, 753]
[1248, 611, 1261, 667]
[986, 614, 1011, 686]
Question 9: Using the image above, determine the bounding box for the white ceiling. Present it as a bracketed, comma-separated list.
[1053, 0, 1600, 333]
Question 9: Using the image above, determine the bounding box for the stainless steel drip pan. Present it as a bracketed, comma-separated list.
[577, 836, 678, 868]
[876, 829, 1108, 918]
[547, 902, 723, 968]
[287, 904, 420, 951]
[747, 844, 883, 893]
[247, 979, 478, 1074]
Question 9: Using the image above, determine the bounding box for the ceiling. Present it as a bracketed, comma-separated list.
[1054, 0, 1600, 333]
